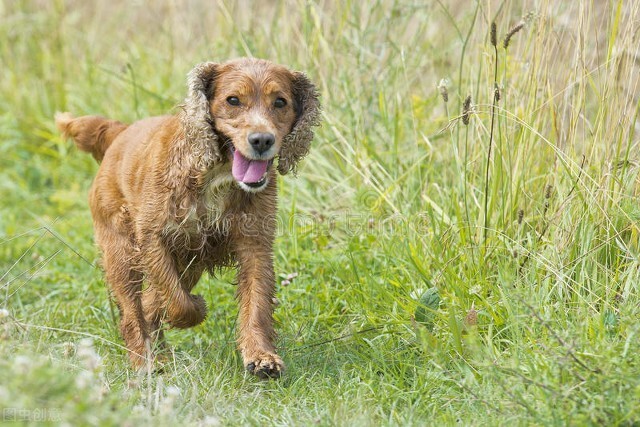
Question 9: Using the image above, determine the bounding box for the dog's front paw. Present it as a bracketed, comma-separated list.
[244, 351, 285, 379]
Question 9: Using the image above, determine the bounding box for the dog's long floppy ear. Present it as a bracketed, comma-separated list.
[181, 62, 222, 163]
[277, 71, 321, 175]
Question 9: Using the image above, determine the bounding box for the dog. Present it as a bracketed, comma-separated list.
[56, 58, 320, 378]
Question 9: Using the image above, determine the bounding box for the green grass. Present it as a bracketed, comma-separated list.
[1, 0, 639, 425]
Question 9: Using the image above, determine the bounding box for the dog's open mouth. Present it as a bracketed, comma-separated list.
[230, 147, 273, 190]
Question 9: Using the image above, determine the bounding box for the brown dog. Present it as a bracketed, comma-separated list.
[56, 58, 320, 378]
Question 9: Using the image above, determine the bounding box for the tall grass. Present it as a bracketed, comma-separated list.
[1, 0, 639, 425]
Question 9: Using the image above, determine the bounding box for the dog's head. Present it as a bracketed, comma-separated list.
[182, 58, 320, 192]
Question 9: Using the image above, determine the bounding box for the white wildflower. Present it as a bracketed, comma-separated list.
[159, 386, 181, 416]
[409, 288, 425, 300]
[469, 285, 482, 296]
[75, 370, 94, 389]
[200, 416, 221, 427]
[14, 355, 31, 374]
[77, 338, 102, 372]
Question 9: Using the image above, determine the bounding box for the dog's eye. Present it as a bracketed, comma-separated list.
[227, 96, 240, 106]
[274, 98, 287, 108]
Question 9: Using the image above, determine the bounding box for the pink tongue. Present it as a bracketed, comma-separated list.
[232, 150, 269, 183]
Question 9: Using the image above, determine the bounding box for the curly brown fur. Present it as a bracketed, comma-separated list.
[278, 72, 321, 175]
[56, 58, 320, 377]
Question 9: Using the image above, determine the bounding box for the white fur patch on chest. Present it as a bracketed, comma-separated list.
[200, 163, 235, 225]
[164, 163, 236, 239]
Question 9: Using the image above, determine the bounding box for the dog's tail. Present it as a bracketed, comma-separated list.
[55, 112, 128, 162]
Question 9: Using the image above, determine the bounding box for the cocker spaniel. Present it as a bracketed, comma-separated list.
[56, 58, 320, 378]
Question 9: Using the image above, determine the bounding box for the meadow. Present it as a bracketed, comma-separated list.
[1, 0, 639, 425]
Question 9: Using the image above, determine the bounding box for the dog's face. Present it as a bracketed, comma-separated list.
[182, 58, 320, 193]
[210, 60, 298, 191]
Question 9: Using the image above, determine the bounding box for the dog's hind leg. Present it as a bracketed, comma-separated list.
[141, 287, 166, 357]
[94, 220, 150, 369]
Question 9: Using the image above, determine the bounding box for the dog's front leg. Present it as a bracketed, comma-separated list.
[233, 212, 284, 378]
[140, 235, 208, 329]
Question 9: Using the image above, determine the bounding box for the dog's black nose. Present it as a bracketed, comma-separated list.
[248, 132, 275, 155]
